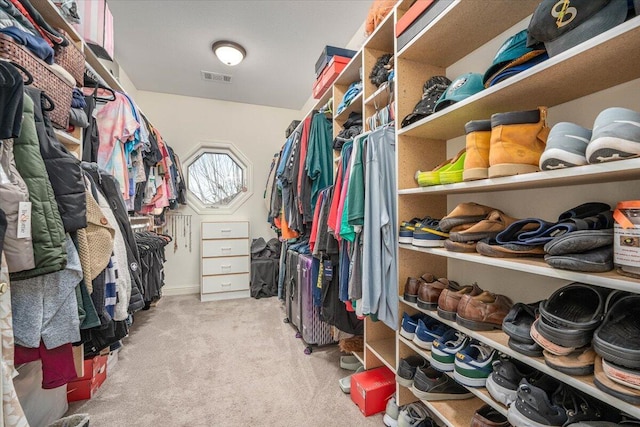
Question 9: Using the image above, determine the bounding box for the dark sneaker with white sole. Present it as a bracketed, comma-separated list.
[486, 358, 543, 406]
[508, 380, 568, 427]
[411, 365, 473, 401]
[396, 355, 428, 388]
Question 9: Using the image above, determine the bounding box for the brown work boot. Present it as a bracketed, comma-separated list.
[439, 202, 496, 232]
[488, 107, 550, 178]
[456, 291, 513, 331]
[463, 119, 492, 181]
[417, 277, 457, 311]
[437, 283, 483, 321]
[403, 277, 422, 303]
[449, 210, 519, 242]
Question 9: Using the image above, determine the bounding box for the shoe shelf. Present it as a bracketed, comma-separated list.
[363, 8, 395, 53]
[352, 351, 365, 366]
[364, 82, 393, 108]
[399, 16, 640, 141]
[366, 338, 396, 373]
[397, 158, 640, 195]
[399, 296, 640, 418]
[399, 335, 508, 417]
[398, 383, 485, 427]
[397, 0, 539, 66]
[398, 244, 640, 295]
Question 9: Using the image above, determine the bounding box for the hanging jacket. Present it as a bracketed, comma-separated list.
[82, 163, 145, 313]
[11, 94, 66, 280]
[25, 87, 86, 232]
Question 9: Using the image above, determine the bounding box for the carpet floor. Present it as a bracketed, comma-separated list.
[68, 295, 384, 426]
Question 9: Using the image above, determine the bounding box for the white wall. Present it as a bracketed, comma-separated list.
[132, 91, 299, 295]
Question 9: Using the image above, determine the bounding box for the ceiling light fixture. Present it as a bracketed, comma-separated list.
[212, 40, 246, 66]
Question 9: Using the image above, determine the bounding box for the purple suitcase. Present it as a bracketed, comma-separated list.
[298, 254, 335, 349]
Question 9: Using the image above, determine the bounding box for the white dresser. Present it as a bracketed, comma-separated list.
[200, 221, 250, 301]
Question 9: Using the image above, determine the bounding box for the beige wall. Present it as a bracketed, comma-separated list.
[131, 91, 299, 294]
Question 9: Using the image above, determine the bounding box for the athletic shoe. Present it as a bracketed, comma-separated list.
[413, 318, 450, 350]
[383, 395, 400, 427]
[396, 355, 428, 388]
[453, 340, 500, 387]
[431, 329, 469, 372]
[412, 219, 449, 248]
[486, 358, 541, 406]
[411, 365, 473, 401]
[508, 380, 568, 427]
[539, 122, 590, 170]
[400, 312, 426, 340]
[586, 107, 640, 163]
[400, 217, 425, 244]
[397, 402, 434, 427]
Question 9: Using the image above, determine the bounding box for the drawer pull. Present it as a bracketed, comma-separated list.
[221, 229, 232, 233]
[221, 265, 232, 269]
[221, 282, 232, 287]
[221, 247, 232, 251]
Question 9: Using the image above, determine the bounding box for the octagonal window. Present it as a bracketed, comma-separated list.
[184, 142, 253, 214]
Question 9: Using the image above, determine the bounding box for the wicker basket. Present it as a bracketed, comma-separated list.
[54, 31, 85, 87]
[0, 34, 73, 129]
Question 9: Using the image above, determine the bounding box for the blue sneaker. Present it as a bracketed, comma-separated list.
[412, 219, 449, 248]
[454, 340, 500, 387]
[413, 318, 450, 350]
[399, 217, 425, 244]
[400, 312, 426, 340]
[431, 329, 470, 372]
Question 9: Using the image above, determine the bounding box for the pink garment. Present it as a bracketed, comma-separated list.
[14, 342, 77, 389]
[96, 92, 139, 199]
[326, 156, 343, 236]
[308, 195, 323, 253]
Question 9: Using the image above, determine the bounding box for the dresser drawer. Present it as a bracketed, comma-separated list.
[202, 239, 248, 257]
[202, 222, 249, 240]
[202, 273, 249, 294]
[202, 256, 249, 276]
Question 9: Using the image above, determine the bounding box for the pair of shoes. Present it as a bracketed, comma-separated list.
[464, 106, 550, 180]
[486, 358, 549, 407]
[453, 340, 500, 387]
[440, 202, 501, 252]
[413, 317, 450, 350]
[404, 274, 459, 306]
[544, 229, 614, 273]
[502, 302, 544, 357]
[400, 312, 426, 339]
[399, 217, 427, 244]
[415, 149, 466, 186]
[437, 282, 483, 321]
[456, 290, 513, 331]
[411, 364, 473, 400]
[397, 401, 437, 427]
[412, 219, 450, 247]
[540, 107, 640, 169]
[338, 365, 365, 393]
[396, 355, 428, 388]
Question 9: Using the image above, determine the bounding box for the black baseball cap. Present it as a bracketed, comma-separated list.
[527, 0, 628, 57]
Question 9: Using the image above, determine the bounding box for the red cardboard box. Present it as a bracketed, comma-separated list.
[66, 355, 108, 402]
[350, 366, 396, 416]
[396, 0, 435, 37]
[312, 55, 352, 99]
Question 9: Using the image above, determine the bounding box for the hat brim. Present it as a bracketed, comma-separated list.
[485, 50, 548, 88]
[401, 112, 428, 128]
[483, 49, 546, 86]
[544, 0, 628, 57]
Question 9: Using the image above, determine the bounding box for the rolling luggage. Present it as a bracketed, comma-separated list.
[298, 254, 335, 352]
[284, 250, 300, 330]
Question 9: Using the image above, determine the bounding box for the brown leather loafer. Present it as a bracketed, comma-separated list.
[456, 291, 513, 331]
[403, 277, 421, 303]
[417, 276, 458, 311]
[437, 283, 483, 321]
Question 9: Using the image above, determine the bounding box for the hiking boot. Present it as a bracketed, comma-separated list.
[449, 210, 519, 242]
[453, 340, 500, 387]
[463, 119, 492, 181]
[539, 122, 591, 170]
[400, 312, 426, 340]
[593, 295, 640, 369]
[437, 283, 483, 321]
[488, 107, 550, 178]
[383, 395, 400, 427]
[411, 365, 473, 401]
[413, 318, 450, 350]
[440, 202, 496, 232]
[396, 355, 428, 388]
[403, 277, 422, 303]
[486, 358, 543, 406]
[456, 291, 513, 331]
[586, 107, 640, 163]
[431, 329, 470, 372]
[543, 346, 596, 376]
[471, 404, 510, 427]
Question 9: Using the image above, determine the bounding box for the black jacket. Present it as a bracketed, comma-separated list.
[25, 87, 86, 233]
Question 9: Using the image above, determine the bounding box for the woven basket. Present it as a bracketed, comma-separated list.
[54, 35, 85, 87]
[0, 34, 73, 129]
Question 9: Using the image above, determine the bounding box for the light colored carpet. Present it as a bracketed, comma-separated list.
[68, 295, 384, 426]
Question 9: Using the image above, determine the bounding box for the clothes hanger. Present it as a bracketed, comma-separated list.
[41, 92, 55, 112]
[0, 61, 16, 87]
[0, 60, 33, 86]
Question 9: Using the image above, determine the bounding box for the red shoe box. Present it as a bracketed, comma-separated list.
[312, 56, 352, 99]
[350, 366, 396, 416]
[66, 355, 108, 402]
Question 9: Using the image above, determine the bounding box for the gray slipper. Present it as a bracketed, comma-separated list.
[544, 246, 613, 273]
[544, 230, 613, 255]
[340, 355, 363, 371]
[339, 366, 365, 393]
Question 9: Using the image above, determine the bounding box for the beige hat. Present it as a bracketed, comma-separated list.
[77, 189, 115, 293]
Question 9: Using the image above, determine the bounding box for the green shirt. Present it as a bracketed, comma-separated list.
[305, 113, 333, 214]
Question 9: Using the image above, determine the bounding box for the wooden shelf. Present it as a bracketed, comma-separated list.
[398, 158, 640, 194]
[364, 9, 395, 52]
[366, 338, 396, 373]
[365, 82, 393, 108]
[399, 297, 640, 418]
[397, 0, 539, 66]
[398, 244, 640, 294]
[352, 351, 365, 366]
[313, 86, 333, 112]
[334, 92, 363, 123]
[334, 50, 363, 86]
[399, 336, 508, 417]
[399, 17, 640, 140]
[54, 129, 80, 146]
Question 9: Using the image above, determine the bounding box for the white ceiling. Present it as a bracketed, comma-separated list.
[108, 0, 372, 111]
